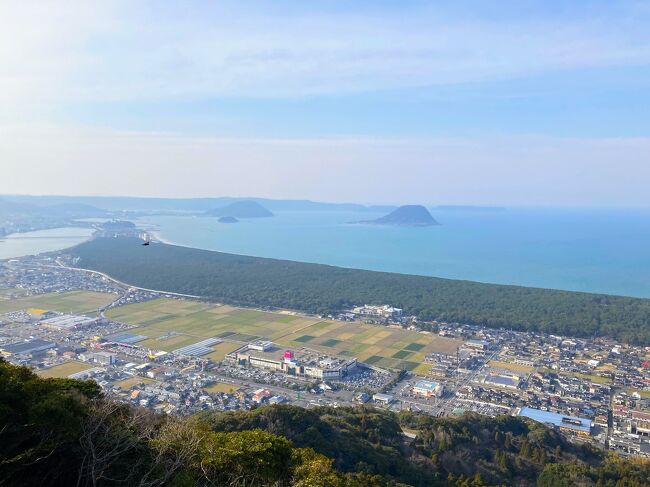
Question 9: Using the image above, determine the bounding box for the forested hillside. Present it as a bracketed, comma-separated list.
[0, 359, 356, 487]
[71, 237, 650, 344]
[2, 359, 650, 486]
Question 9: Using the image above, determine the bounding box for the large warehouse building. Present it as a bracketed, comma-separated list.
[40, 314, 98, 331]
[412, 379, 444, 398]
[517, 407, 592, 436]
[226, 344, 357, 380]
[1, 339, 56, 356]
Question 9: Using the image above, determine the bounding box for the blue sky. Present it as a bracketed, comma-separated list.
[65, 65, 650, 139]
[1, 0, 649, 206]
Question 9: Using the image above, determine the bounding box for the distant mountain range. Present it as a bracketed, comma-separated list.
[1, 194, 507, 217]
[0, 198, 108, 223]
[355, 205, 440, 227]
[206, 201, 273, 218]
[0, 194, 397, 213]
[434, 205, 506, 212]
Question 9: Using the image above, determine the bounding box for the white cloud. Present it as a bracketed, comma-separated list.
[1, 124, 649, 207]
[1, 2, 648, 208]
[1, 0, 649, 107]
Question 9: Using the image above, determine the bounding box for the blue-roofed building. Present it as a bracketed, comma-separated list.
[517, 407, 592, 436]
[413, 379, 444, 398]
[104, 332, 148, 344]
[1, 339, 56, 356]
[173, 337, 222, 357]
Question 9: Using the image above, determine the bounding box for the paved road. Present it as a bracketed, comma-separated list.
[54, 257, 203, 299]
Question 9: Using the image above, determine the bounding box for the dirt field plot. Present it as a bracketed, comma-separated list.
[205, 342, 243, 361]
[204, 382, 240, 394]
[412, 363, 432, 375]
[38, 361, 94, 378]
[488, 360, 535, 374]
[0, 291, 115, 315]
[115, 376, 154, 390]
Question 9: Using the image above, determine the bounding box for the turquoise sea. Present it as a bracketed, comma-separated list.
[140, 208, 650, 299]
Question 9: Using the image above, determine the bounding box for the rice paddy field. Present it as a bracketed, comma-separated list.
[37, 361, 94, 378]
[106, 298, 463, 374]
[0, 290, 116, 315]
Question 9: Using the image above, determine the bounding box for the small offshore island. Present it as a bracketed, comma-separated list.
[355, 204, 440, 227]
[217, 216, 239, 224]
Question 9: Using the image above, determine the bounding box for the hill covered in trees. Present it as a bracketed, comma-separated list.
[0, 359, 354, 487]
[71, 237, 650, 344]
[2, 359, 649, 486]
[356, 205, 440, 226]
[205, 200, 274, 218]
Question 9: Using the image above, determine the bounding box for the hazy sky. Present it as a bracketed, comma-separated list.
[1, 0, 649, 207]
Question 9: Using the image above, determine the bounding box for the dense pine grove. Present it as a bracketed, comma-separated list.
[71, 237, 650, 344]
[2, 359, 650, 486]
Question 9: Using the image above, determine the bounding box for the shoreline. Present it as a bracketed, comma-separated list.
[149, 230, 176, 246]
[138, 211, 650, 300]
[142, 232, 645, 301]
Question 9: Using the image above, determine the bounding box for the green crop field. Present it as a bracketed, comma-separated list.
[103, 297, 463, 374]
[0, 290, 116, 315]
[294, 335, 315, 343]
[392, 350, 412, 359]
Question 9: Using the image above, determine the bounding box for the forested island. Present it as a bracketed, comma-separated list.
[218, 216, 239, 223]
[206, 200, 274, 218]
[70, 237, 650, 344]
[356, 205, 440, 226]
[2, 358, 649, 486]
